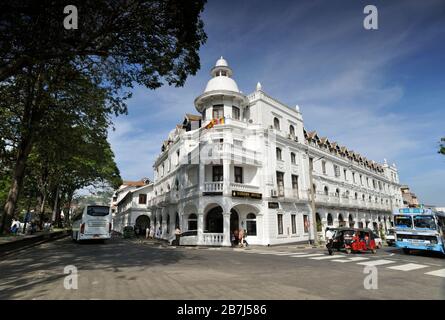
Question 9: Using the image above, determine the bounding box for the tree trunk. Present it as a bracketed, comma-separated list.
[37, 192, 47, 229]
[51, 185, 60, 224]
[0, 135, 34, 235]
[0, 68, 42, 235]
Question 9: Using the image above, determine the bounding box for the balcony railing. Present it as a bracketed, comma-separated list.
[204, 181, 223, 192]
[202, 233, 224, 246]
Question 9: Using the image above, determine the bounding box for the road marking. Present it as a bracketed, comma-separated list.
[424, 269, 445, 278]
[290, 253, 324, 258]
[332, 257, 369, 263]
[310, 255, 348, 260]
[357, 259, 396, 266]
[387, 263, 429, 271]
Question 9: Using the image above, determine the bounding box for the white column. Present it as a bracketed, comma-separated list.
[223, 159, 230, 195]
[223, 212, 231, 246]
[197, 212, 204, 245]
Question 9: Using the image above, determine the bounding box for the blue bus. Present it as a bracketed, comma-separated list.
[392, 208, 445, 255]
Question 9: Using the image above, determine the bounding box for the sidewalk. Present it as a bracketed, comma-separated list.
[0, 229, 70, 257]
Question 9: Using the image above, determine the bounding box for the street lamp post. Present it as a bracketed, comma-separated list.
[307, 154, 325, 246]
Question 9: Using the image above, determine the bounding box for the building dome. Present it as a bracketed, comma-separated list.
[204, 76, 239, 93]
[195, 56, 247, 112]
[215, 56, 228, 67]
[204, 56, 239, 93]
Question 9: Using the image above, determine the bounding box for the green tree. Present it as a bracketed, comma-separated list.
[440, 137, 445, 155]
[0, 0, 207, 234]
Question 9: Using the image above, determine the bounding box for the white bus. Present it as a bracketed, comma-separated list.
[71, 205, 112, 241]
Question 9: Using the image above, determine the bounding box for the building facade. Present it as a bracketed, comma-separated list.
[147, 57, 404, 246]
[401, 185, 420, 208]
[111, 178, 153, 234]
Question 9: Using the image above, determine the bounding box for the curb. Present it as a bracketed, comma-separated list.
[0, 230, 70, 257]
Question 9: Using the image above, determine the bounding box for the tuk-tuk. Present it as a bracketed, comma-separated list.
[330, 227, 377, 254]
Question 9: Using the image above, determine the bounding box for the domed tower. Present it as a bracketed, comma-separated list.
[194, 57, 248, 122]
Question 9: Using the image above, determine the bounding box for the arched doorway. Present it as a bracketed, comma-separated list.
[135, 215, 150, 236]
[316, 213, 322, 232]
[338, 214, 345, 227]
[327, 213, 333, 226]
[230, 209, 239, 233]
[205, 206, 223, 233]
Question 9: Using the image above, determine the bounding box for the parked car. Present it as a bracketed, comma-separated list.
[372, 231, 383, 248]
[386, 228, 396, 246]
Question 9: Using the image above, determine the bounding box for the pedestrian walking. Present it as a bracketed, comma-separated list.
[233, 229, 239, 246]
[149, 225, 154, 239]
[174, 227, 182, 245]
[325, 227, 334, 255]
[145, 226, 150, 239]
[238, 228, 245, 247]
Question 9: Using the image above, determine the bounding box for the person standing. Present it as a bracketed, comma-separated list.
[174, 227, 181, 246]
[145, 226, 150, 239]
[325, 227, 334, 255]
[238, 228, 245, 248]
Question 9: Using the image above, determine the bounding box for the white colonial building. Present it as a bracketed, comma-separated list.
[146, 57, 404, 246]
[111, 178, 153, 234]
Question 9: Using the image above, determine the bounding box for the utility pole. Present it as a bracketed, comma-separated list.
[307, 153, 325, 246]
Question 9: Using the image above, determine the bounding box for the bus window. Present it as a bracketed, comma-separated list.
[87, 206, 110, 216]
[413, 215, 436, 230]
[394, 215, 412, 228]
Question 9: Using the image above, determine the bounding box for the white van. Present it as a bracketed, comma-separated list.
[71, 205, 111, 241]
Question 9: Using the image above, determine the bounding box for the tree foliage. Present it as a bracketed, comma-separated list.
[440, 137, 445, 155]
[0, 0, 207, 233]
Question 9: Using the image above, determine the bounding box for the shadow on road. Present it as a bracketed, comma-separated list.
[0, 237, 189, 299]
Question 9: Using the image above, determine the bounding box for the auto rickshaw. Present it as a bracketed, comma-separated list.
[329, 227, 377, 254]
[344, 228, 377, 254]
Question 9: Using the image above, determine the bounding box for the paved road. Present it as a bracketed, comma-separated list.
[0, 237, 444, 299]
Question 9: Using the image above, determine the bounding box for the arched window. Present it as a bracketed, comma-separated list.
[289, 125, 295, 138]
[324, 186, 329, 195]
[362, 194, 365, 201]
[167, 214, 170, 234]
[188, 214, 197, 231]
[276, 147, 282, 160]
[327, 213, 333, 226]
[290, 152, 296, 164]
[273, 117, 280, 130]
[354, 192, 358, 200]
[232, 106, 240, 120]
[335, 188, 340, 197]
[175, 179, 179, 191]
[246, 213, 257, 236]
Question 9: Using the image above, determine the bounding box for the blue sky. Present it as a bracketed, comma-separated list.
[108, 0, 445, 206]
